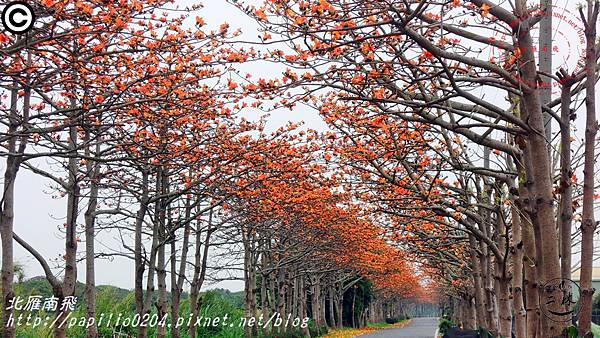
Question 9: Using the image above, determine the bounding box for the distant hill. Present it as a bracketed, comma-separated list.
[15, 276, 243, 308]
[16, 277, 131, 301]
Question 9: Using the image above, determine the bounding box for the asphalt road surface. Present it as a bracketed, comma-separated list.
[360, 317, 439, 338]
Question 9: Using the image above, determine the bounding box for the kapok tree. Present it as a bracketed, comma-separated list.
[238, 0, 600, 336]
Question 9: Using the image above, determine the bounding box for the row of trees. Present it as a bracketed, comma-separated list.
[0, 1, 428, 337]
[240, 0, 600, 337]
[9, 0, 599, 337]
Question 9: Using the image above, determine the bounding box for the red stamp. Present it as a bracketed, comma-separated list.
[489, 5, 586, 95]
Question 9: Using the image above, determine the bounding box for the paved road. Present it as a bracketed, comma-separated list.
[360, 317, 439, 338]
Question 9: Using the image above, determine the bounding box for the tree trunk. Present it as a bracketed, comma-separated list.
[139, 174, 160, 338]
[515, 2, 562, 334]
[189, 207, 213, 338]
[539, 0, 553, 147]
[155, 168, 169, 338]
[510, 184, 527, 338]
[260, 246, 270, 336]
[156, 228, 168, 338]
[243, 227, 258, 338]
[336, 283, 343, 328]
[478, 212, 498, 334]
[299, 277, 311, 337]
[83, 131, 100, 338]
[328, 286, 336, 328]
[558, 73, 574, 282]
[495, 202, 512, 338]
[54, 93, 81, 338]
[463, 292, 476, 330]
[519, 159, 540, 338]
[470, 234, 487, 329]
[292, 276, 298, 319]
[0, 82, 27, 338]
[577, 3, 599, 336]
[135, 170, 149, 338]
[171, 199, 192, 338]
[311, 275, 322, 329]
[351, 288, 356, 328]
[277, 267, 286, 334]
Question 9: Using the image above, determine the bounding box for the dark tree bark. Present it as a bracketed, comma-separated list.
[1, 78, 29, 338]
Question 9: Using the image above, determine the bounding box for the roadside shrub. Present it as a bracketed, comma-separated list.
[308, 325, 328, 337]
[438, 318, 455, 335]
[385, 317, 399, 324]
